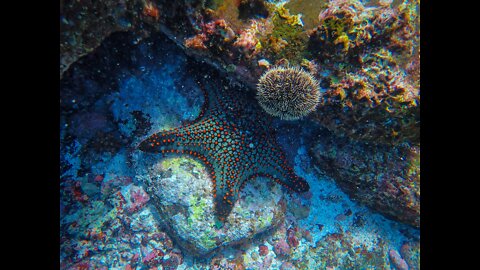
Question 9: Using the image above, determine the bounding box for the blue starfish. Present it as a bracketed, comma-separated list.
[138, 77, 309, 221]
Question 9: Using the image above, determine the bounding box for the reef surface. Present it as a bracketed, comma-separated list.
[60, 0, 420, 269]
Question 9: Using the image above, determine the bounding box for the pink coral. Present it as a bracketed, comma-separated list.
[130, 253, 140, 264]
[258, 244, 269, 256]
[142, 249, 164, 267]
[389, 249, 409, 270]
[287, 228, 299, 248]
[274, 239, 291, 257]
[280, 261, 296, 270]
[162, 248, 183, 270]
[234, 29, 257, 51]
[233, 21, 260, 57]
[260, 255, 273, 270]
[94, 174, 104, 183]
[126, 185, 150, 213]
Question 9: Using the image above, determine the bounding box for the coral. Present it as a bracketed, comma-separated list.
[210, 252, 246, 270]
[307, 0, 420, 144]
[123, 185, 150, 213]
[162, 248, 184, 270]
[259, 244, 269, 256]
[313, 47, 420, 144]
[309, 0, 373, 58]
[138, 73, 309, 221]
[233, 20, 262, 58]
[302, 230, 393, 269]
[256, 66, 321, 120]
[142, 249, 165, 267]
[284, 0, 325, 30]
[185, 33, 208, 50]
[143, 1, 160, 21]
[287, 227, 300, 248]
[185, 18, 237, 54]
[260, 4, 309, 64]
[400, 241, 420, 270]
[277, 3, 304, 27]
[302, 229, 313, 242]
[389, 249, 409, 270]
[72, 181, 89, 204]
[273, 238, 291, 257]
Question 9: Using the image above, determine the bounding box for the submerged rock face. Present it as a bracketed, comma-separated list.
[134, 154, 286, 256]
[61, 0, 420, 145]
[60, 0, 199, 78]
[309, 130, 420, 228]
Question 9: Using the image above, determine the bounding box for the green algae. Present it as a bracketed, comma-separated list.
[189, 195, 209, 222]
[257, 212, 273, 227]
[161, 157, 205, 177]
[261, 4, 310, 65]
[199, 232, 217, 249]
[285, 0, 328, 30]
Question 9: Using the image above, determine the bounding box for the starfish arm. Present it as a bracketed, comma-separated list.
[277, 171, 310, 192]
[213, 173, 239, 221]
[138, 130, 180, 153]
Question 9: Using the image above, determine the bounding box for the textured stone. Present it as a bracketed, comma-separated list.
[309, 129, 420, 227]
[134, 154, 286, 256]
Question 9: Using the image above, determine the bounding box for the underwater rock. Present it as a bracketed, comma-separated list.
[60, 0, 139, 77]
[309, 130, 420, 227]
[308, 0, 420, 145]
[61, 0, 419, 146]
[134, 155, 286, 256]
[307, 231, 392, 269]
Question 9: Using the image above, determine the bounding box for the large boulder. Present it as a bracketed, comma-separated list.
[309, 130, 420, 228]
[133, 153, 286, 256]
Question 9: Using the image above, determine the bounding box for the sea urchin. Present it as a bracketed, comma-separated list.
[256, 66, 321, 120]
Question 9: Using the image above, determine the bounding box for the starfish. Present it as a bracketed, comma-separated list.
[138, 76, 310, 221]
